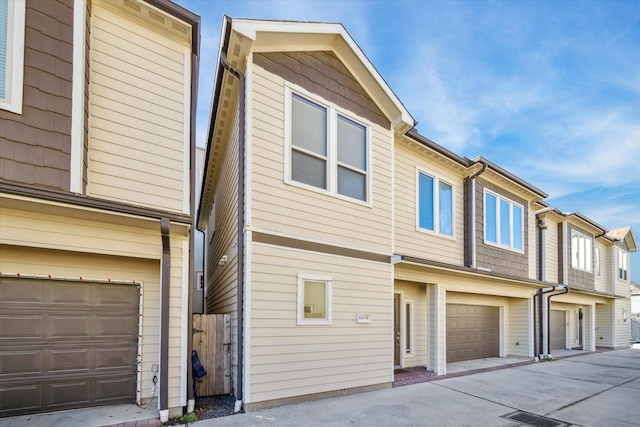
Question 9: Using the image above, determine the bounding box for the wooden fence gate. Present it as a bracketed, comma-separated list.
[192, 314, 231, 396]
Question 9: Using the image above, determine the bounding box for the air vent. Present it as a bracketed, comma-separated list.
[504, 411, 566, 427]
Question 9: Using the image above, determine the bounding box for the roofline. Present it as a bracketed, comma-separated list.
[397, 254, 548, 288]
[405, 129, 469, 167]
[231, 18, 416, 131]
[197, 15, 232, 231]
[567, 212, 607, 234]
[469, 156, 548, 198]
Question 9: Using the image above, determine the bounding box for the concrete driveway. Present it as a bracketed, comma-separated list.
[194, 348, 640, 427]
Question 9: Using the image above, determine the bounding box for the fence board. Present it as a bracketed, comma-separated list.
[192, 314, 231, 396]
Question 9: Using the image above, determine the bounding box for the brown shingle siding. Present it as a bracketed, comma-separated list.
[0, 0, 73, 191]
[254, 51, 390, 129]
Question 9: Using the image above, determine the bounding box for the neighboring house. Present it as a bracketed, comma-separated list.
[197, 17, 637, 411]
[632, 281, 640, 315]
[0, 0, 199, 422]
[193, 146, 206, 314]
[631, 282, 640, 343]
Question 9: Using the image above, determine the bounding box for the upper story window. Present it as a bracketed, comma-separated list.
[618, 249, 628, 281]
[0, 0, 25, 114]
[595, 247, 601, 277]
[484, 191, 523, 251]
[571, 230, 592, 272]
[287, 88, 370, 203]
[417, 170, 453, 237]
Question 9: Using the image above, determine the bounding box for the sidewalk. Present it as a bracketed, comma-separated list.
[193, 348, 640, 427]
[2, 348, 637, 427]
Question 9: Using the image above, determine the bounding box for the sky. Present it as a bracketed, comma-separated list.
[175, 0, 640, 282]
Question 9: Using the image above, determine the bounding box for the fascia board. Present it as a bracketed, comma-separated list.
[232, 19, 415, 132]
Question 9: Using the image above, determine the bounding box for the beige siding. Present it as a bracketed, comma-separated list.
[248, 243, 392, 404]
[394, 139, 464, 264]
[394, 281, 427, 367]
[0, 202, 189, 411]
[507, 298, 531, 357]
[545, 218, 559, 283]
[595, 302, 613, 347]
[614, 249, 630, 298]
[205, 104, 241, 394]
[87, 2, 189, 213]
[250, 64, 392, 254]
[528, 202, 537, 280]
[0, 205, 160, 259]
[613, 299, 631, 347]
[594, 241, 610, 293]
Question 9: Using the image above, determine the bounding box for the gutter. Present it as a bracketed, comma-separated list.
[467, 161, 488, 268]
[220, 52, 246, 412]
[186, 41, 200, 413]
[159, 218, 171, 422]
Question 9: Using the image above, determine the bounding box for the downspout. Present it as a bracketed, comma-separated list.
[159, 218, 171, 422]
[467, 161, 488, 268]
[186, 47, 200, 414]
[535, 284, 569, 359]
[546, 286, 569, 357]
[220, 52, 246, 411]
[533, 215, 547, 358]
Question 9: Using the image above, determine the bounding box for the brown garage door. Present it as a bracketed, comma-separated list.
[447, 304, 500, 362]
[0, 278, 139, 417]
[550, 310, 567, 351]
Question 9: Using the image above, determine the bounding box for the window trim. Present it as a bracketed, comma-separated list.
[595, 247, 601, 277]
[284, 84, 372, 206]
[0, 0, 25, 114]
[404, 300, 413, 357]
[297, 273, 332, 326]
[570, 229, 593, 273]
[483, 190, 524, 253]
[618, 249, 628, 281]
[415, 168, 455, 240]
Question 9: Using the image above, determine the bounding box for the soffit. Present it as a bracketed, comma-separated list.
[96, 0, 192, 46]
[398, 135, 468, 174]
[479, 169, 545, 202]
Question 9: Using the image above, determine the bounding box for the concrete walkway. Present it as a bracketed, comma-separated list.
[1, 348, 637, 427]
[193, 348, 640, 427]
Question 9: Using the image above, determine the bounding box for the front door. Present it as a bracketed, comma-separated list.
[394, 294, 401, 366]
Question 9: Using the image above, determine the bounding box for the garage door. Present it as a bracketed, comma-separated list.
[550, 310, 567, 351]
[0, 278, 139, 417]
[447, 304, 500, 362]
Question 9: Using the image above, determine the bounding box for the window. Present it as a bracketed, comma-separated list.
[484, 191, 523, 251]
[287, 88, 369, 202]
[405, 301, 413, 355]
[571, 230, 592, 272]
[297, 274, 332, 325]
[595, 247, 601, 277]
[0, 0, 25, 114]
[417, 171, 453, 237]
[618, 249, 628, 281]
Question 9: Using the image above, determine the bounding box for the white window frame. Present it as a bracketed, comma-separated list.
[618, 249, 628, 281]
[297, 273, 332, 326]
[595, 247, 601, 277]
[0, 0, 25, 114]
[404, 300, 413, 356]
[284, 84, 372, 206]
[571, 230, 593, 273]
[483, 190, 524, 252]
[415, 168, 455, 239]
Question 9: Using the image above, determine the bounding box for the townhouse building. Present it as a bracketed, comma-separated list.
[197, 17, 636, 411]
[0, 0, 199, 421]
